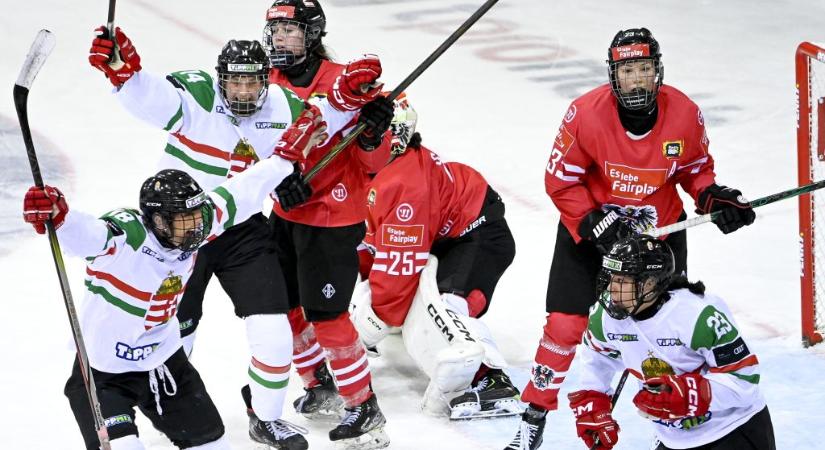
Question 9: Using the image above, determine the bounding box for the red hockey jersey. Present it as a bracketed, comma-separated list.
[545, 84, 716, 241]
[363, 146, 489, 326]
[270, 60, 392, 227]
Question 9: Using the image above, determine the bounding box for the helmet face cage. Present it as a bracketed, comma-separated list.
[596, 236, 675, 319]
[607, 28, 663, 110]
[216, 40, 270, 117]
[149, 202, 214, 252]
[389, 93, 418, 155]
[262, 1, 326, 69]
[139, 170, 214, 252]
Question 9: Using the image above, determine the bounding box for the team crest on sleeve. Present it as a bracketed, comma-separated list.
[697, 109, 705, 126]
[554, 125, 576, 152]
[564, 105, 577, 123]
[396, 203, 414, 222]
[530, 364, 555, 391]
[662, 140, 684, 158]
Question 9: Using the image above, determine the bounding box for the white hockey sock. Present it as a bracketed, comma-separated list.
[245, 314, 292, 421]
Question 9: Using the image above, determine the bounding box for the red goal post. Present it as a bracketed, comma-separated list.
[797, 41, 825, 346]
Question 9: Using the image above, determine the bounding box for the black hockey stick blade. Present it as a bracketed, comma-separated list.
[304, 0, 500, 181]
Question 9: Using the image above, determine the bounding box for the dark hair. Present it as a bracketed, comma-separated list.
[314, 44, 333, 61]
[407, 132, 422, 150]
[665, 275, 705, 296]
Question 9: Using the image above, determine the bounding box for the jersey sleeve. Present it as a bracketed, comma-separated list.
[674, 107, 717, 200]
[544, 103, 599, 240]
[307, 96, 358, 147]
[354, 130, 393, 175]
[57, 208, 145, 270]
[577, 303, 626, 393]
[204, 155, 293, 242]
[688, 301, 761, 409]
[365, 181, 432, 327]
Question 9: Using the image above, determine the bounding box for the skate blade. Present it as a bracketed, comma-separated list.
[450, 398, 524, 420]
[300, 407, 345, 423]
[333, 427, 390, 450]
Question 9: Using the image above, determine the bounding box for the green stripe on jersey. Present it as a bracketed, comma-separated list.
[248, 368, 289, 389]
[85, 280, 146, 317]
[730, 372, 760, 384]
[588, 302, 607, 343]
[280, 86, 306, 122]
[164, 143, 228, 177]
[690, 305, 739, 351]
[100, 209, 147, 251]
[168, 70, 216, 112]
[164, 105, 184, 131]
[212, 187, 237, 229]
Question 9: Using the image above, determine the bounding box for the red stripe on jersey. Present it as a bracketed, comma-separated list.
[709, 354, 759, 374]
[86, 268, 151, 301]
[172, 132, 230, 161]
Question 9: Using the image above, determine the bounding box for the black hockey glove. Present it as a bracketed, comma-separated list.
[579, 210, 634, 254]
[356, 96, 394, 151]
[696, 183, 755, 234]
[276, 165, 312, 212]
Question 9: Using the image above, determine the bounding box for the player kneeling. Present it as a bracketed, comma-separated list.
[567, 235, 775, 450]
[351, 94, 521, 420]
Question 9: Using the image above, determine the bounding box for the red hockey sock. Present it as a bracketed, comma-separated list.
[520, 312, 588, 411]
[289, 307, 325, 388]
[313, 312, 373, 407]
[466, 289, 488, 318]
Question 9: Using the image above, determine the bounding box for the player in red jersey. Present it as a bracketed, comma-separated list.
[504, 28, 756, 450]
[348, 94, 521, 420]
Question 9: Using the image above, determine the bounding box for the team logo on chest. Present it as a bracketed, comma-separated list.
[604, 162, 667, 201]
[331, 183, 348, 202]
[641, 351, 675, 378]
[367, 188, 377, 207]
[145, 272, 183, 330]
[662, 140, 684, 158]
[229, 138, 260, 177]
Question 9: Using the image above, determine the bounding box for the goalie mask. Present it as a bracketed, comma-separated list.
[216, 40, 270, 117]
[388, 92, 418, 156]
[607, 28, 663, 110]
[263, 0, 327, 69]
[596, 235, 674, 320]
[139, 169, 213, 252]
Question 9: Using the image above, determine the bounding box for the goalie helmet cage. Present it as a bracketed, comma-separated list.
[797, 41, 825, 346]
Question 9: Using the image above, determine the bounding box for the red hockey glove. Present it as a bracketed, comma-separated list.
[23, 185, 69, 234]
[89, 26, 142, 88]
[633, 373, 712, 421]
[568, 390, 620, 449]
[329, 54, 383, 111]
[696, 183, 755, 234]
[274, 104, 327, 164]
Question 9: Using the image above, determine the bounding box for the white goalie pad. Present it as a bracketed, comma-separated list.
[402, 257, 485, 394]
[350, 279, 391, 349]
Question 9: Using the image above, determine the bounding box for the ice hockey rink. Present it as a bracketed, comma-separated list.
[2, 0, 824, 448]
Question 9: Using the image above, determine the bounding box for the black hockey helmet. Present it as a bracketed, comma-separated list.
[139, 169, 213, 252]
[215, 40, 270, 117]
[607, 28, 663, 110]
[262, 0, 327, 69]
[596, 235, 675, 319]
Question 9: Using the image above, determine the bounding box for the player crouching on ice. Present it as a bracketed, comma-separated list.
[567, 235, 775, 450]
[349, 93, 522, 420]
[20, 108, 326, 450]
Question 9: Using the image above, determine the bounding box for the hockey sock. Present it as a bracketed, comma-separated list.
[246, 314, 292, 421]
[288, 307, 325, 388]
[313, 312, 373, 407]
[520, 312, 588, 411]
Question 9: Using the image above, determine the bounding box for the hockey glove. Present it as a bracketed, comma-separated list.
[578, 210, 634, 254]
[274, 104, 327, 164]
[696, 183, 755, 234]
[568, 390, 620, 449]
[632, 373, 712, 421]
[23, 185, 69, 234]
[89, 26, 142, 88]
[275, 165, 312, 212]
[356, 96, 394, 150]
[329, 54, 383, 111]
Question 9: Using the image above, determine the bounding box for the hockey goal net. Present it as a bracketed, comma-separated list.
[797, 42, 825, 346]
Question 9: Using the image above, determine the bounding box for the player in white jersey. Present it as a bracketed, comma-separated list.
[564, 235, 775, 450]
[21, 111, 323, 450]
[88, 27, 381, 448]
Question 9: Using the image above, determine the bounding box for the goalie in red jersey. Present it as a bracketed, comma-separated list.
[349, 93, 522, 420]
[504, 28, 756, 450]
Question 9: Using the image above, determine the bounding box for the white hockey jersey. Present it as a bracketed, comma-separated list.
[578, 288, 765, 449]
[116, 69, 354, 191]
[57, 156, 293, 373]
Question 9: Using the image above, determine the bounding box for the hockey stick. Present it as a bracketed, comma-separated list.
[14, 30, 112, 450]
[649, 179, 825, 238]
[589, 369, 630, 450]
[106, 0, 117, 36]
[304, 0, 499, 181]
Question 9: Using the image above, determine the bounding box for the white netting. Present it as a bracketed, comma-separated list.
[806, 44, 825, 342]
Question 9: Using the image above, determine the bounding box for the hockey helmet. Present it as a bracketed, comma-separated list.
[263, 0, 327, 69]
[596, 234, 675, 319]
[216, 40, 270, 117]
[388, 92, 418, 156]
[139, 169, 213, 252]
[607, 28, 663, 110]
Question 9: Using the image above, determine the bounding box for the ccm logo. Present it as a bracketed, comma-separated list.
[426, 305, 475, 343]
